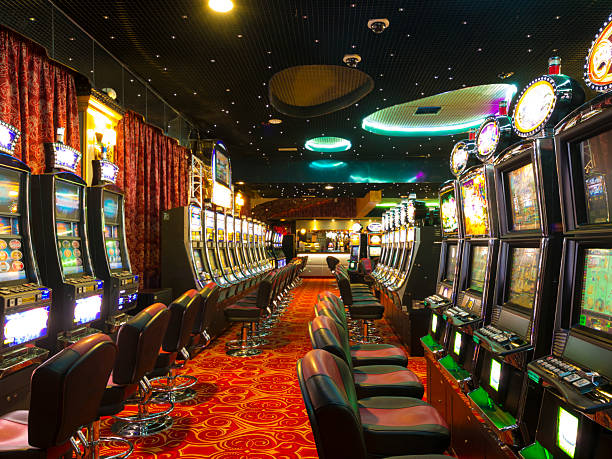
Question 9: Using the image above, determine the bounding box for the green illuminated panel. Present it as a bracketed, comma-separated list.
[305, 136, 352, 152]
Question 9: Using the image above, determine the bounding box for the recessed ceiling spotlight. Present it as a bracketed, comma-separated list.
[209, 0, 234, 13]
[343, 54, 361, 67]
[325, 185, 334, 190]
[269, 119, 282, 124]
[367, 18, 389, 34]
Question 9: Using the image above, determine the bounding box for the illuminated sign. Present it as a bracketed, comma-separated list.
[73, 295, 102, 325]
[0, 121, 20, 155]
[351, 222, 363, 232]
[476, 119, 500, 160]
[211, 141, 232, 208]
[367, 222, 382, 232]
[453, 332, 462, 355]
[557, 407, 579, 458]
[212, 182, 232, 209]
[96, 159, 119, 184]
[490, 359, 501, 391]
[585, 13, 612, 91]
[512, 78, 557, 137]
[431, 313, 438, 333]
[48, 143, 82, 173]
[450, 141, 470, 176]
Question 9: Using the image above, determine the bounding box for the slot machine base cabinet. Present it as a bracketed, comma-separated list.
[56, 325, 102, 348]
[0, 347, 49, 416]
[383, 300, 429, 357]
[425, 353, 520, 459]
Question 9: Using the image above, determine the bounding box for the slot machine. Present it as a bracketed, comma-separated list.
[30, 130, 104, 350]
[203, 206, 232, 299]
[87, 159, 138, 329]
[247, 219, 261, 273]
[348, 226, 361, 270]
[274, 232, 286, 268]
[381, 202, 408, 287]
[467, 58, 584, 450]
[265, 229, 274, 265]
[366, 221, 382, 260]
[372, 213, 390, 279]
[521, 29, 612, 457]
[225, 212, 248, 286]
[161, 203, 213, 294]
[0, 122, 52, 414]
[260, 223, 273, 270]
[375, 209, 398, 281]
[214, 209, 239, 296]
[240, 217, 256, 275]
[232, 214, 254, 285]
[254, 222, 267, 270]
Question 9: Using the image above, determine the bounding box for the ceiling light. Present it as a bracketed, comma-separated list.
[209, 0, 234, 13]
[325, 185, 334, 190]
[269, 118, 282, 124]
[305, 137, 352, 152]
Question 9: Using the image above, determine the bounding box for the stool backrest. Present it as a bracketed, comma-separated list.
[28, 333, 116, 449]
[334, 273, 353, 305]
[163, 290, 202, 352]
[308, 314, 353, 370]
[255, 275, 274, 309]
[297, 349, 366, 459]
[315, 298, 347, 324]
[359, 258, 372, 274]
[114, 303, 170, 385]
[326, 256, 340, 272]
[194, 283, 220, 334]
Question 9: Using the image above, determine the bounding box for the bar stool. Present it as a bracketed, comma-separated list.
[0, 333, 116, 458]
[148, 290, 203, 403]
[104, 303, 173, 439]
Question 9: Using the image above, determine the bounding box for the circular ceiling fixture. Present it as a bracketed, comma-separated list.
[309, 160, 347, 169]
[305, 136, 352, 152]
[269, 65, 374, 118]
[268, 118, 282, 125]
[361, 84, 517, 136]
[209, 0, 234, 13]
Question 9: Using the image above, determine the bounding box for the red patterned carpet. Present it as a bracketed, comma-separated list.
[102, 278, 426, 458]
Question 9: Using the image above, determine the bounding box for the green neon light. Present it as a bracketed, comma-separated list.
[376, 202, 399, 207]
[362, 117, 488, 136]
[425, 202, 439, 208]
[305, 136, 352, 152]
[309, 160, 347, 169]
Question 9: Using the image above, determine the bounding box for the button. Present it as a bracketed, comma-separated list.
[17, 298, 22, 305]
[563, 374, 581, 383]
[572, 379, 591, 388]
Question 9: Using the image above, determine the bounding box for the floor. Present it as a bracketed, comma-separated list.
[102, 278, 426, 458]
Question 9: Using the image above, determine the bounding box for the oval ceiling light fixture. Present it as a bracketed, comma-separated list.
[269, 65, 373, 118]
[209, 0, 234, 13]
[269, 118, 282, 124]
[305, 136, 352, 152]
[361, 83, 517, 136]
[309, 160, 347, 169]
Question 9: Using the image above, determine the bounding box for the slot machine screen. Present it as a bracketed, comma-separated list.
[574, 131, 612, 224]
[73, 295, 102, 325]
[55, 180, 83, 275]
[453, 331, 462, 356]
[578, 248, 612, 336]
[468, 245, 488, 292]
[102, 192, 120, 225]
[3, 306, 49, 347]
[351, 246, 359, 257]
[440, 189, 459, 234]
[105, 239, 123, 270]
[369, 246, 381, 257]
[193, 249, 204, 273]
[461, 170, 490, 236]
[0, 168, 21, 215]
[505, 163, 541, 231]
[506, 247, 540, 310]
[55, 180, 81, 221]
[557, 407, 579, 458]
[444, 244, 458, 282]
[490, 359, 502, 392]
[0, 169, 26, 283]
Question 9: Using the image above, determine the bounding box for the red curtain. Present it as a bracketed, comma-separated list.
[116, 111, 189, 288]
[0, 25, 80, 174]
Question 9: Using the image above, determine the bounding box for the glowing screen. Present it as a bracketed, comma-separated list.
[577, 131, 612, 224]
[453, 331, 462, 355]
[431, 313, 438, 333]
[469, 246, 488, 292]
[579, 249, 612, 336]
[506, 163, 541, 231]
[445, 244, 458, 282]
[477, 120, 500, 159]
[507, 247, 540, 310]
[103, 192, 119, 225]
[490, 359, 501, 392]
[3, 306, 49, 346]
[58, 239, 83, 275]
[73, 295, 102, 325]
[557, 407, 578, 458]
[0, 168, 20, 215]
[513, 80, 556, 135]
[440, 189, 459, 234]
[105, 239, 122, 270]
[0, 238, 26, 282]
[461, 170, 489, 236]
[214, 148, 230, 186]
[55, 180, 80, 221]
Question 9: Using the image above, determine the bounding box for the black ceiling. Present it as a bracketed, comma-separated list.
[34, 1, 612, 171]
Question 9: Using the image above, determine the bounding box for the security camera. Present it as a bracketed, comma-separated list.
[343, 54, 362, 68]
[368, 18, 389, 34]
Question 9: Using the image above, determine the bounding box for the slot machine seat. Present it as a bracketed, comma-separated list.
[326, 256, 340, 272]
[313, 306, 408, 368]
[102, 303, 173, 440]
[298, 350, 450, 458]
[309, 315, 423, 399]
[335, 274, 384, 343]
[148, 290, 202, 404]
[0, 333, 116, 459]
[189, 283, 221, 353]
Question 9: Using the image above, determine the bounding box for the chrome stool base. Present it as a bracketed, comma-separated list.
[111, 415, 173, 438]
[226, 347, 262, 357]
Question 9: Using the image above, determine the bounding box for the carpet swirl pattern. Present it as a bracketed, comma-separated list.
[101, 278, 426, 458]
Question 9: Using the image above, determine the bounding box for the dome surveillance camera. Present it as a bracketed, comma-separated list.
[343, 54, 362, 68]
[367, 18, 389, 34]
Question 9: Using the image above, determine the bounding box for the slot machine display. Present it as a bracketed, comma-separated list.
[30, 130, 104, 350]
[374, 209, 398, 281]
[372, 213, 390, 278]
[87, 159, 138, 329]
[0, 122, 52, 413]
[225, 212, 248, 285]
[162, 203, 213, 295]
[348, 224, 362, 270]
[214, 210, 239, 295]
[241, 217, 257, 275]
[520, 27, 612, 457]
[265, 229, 274, 264]
[366, 221, 383, 260]
[247, 219, 262, 273]
[274, 232, 287, 268]
[204, 206, 232, 297]
[235, 217, 254, 280]
[382, 201, 410, 289]
[468, 57, 584, 450]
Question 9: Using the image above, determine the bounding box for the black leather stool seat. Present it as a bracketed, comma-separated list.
[359, 396, 450, 456]
[353, 365, 424, 399]
[224, 304, 260, 321]
[350, 303, 384, 319]
[351, 343, 408, 367]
